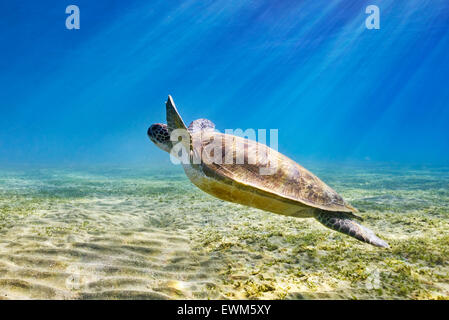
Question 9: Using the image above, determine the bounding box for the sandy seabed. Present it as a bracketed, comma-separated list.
[0, 164, 448, 299]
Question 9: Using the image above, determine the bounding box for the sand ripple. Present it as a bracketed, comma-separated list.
[0, 183, 225, 299]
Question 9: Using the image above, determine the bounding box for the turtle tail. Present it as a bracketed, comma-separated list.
[314, 210, 389, 248]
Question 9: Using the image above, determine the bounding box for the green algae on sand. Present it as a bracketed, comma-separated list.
[0, 164, 448, 299]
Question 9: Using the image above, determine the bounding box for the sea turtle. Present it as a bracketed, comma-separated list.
[147, 95, 389, 248]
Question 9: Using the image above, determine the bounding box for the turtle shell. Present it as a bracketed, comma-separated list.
[192, 131, 358, 214]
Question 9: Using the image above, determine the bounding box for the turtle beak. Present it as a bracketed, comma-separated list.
[147, 124, 159, 144]
[147, 125, 155, 139]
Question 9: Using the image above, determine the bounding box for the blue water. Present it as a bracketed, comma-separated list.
[1, 0, 449, 166]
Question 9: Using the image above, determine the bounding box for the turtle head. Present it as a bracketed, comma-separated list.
[147, 123, 172, 153]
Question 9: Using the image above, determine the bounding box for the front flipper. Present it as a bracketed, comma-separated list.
[166, 95, 188, 132]
[166, 95, 191, 153]
[315, 210, 389, 248]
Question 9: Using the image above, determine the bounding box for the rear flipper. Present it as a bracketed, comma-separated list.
[314, 210, 389, 248]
